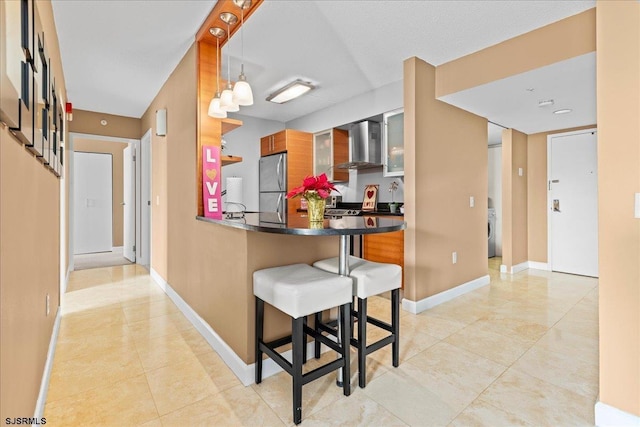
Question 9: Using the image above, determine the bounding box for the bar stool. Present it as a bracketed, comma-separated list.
[254, 263, 353, 425]
[312, 256, 402, 388]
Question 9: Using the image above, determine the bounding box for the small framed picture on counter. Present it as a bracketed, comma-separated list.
[362, 184, 378, 211]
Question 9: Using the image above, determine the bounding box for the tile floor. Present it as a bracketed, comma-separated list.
[44, 258, 599, 426]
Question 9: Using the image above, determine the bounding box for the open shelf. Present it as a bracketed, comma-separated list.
[221, 118, 242, 135]
[221, 155, 243, 166]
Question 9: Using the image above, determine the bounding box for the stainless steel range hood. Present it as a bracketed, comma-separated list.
[335, 121, 382, 169]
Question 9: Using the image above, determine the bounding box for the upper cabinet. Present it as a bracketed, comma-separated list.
[313, 128, 349, 182]
[260, 130, 288, 156]
[383, 108, 404, 177]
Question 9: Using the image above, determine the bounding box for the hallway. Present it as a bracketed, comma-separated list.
[44, 262, 599, 425]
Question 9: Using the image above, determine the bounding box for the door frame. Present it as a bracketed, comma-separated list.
[137, 129, 152, 269]
[67, 133, 139, 284]
[546, 127, 598, 273]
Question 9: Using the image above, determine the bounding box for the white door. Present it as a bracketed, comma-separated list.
[139, 130, 151, 268]
[548, 130, 598, 277]
[73, 152, 113, 254]
[123, 145, 135, 262]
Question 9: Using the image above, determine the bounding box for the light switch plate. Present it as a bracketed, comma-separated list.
[518, 167, 523, 176]
[635, 193, 640, 219]
[469, 196, 475, 208]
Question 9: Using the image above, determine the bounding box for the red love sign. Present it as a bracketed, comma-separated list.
[367, 190, 374, 199]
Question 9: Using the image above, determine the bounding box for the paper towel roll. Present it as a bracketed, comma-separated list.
[226, 177, 243, 204]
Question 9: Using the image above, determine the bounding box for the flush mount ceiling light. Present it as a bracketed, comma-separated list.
[538, 99, 554, 107]
[232, 0, 253, 106]
[554, 108, 573, 114]
[220, 12, 239, 113]
[208, 27, 227, 119]
[266, 80, 316, 104]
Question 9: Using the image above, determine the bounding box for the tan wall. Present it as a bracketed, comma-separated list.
[436, 8, 596, 98]
[73, 138, 127, 247]
[527, 125, 597, 263]
[0, 0, 66, 419]
[70, 109, 141, 139]
[501, 129, 528, 269]
[404, 57, 488, 303]
[596, 0, 640, 417]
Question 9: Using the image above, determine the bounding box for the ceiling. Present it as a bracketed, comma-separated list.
[52, 0, 596, 134]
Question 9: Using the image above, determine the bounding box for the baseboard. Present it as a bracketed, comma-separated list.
[528, 261, 550, 271]
[401, 274, 490, 314]
[595, 401, 640, 426]
[500, 261, 529, 274]
[149, 268, 323, 386]
[34, 307, 61, 420]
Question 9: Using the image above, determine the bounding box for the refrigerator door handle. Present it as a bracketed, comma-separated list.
[276, 193, 283, 213]
[276, 155, 283, 191]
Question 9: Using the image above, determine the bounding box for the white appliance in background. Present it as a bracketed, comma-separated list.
[259, 153, 287, 213]
[488, 208, 496, 258]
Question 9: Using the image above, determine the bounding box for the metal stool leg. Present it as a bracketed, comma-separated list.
[391, 289, 400, 367]
[255, 297, 264, 384]
[357, 297, 367, 388]
[292, 317, 304, 425]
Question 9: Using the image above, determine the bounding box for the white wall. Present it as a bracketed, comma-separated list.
[488, 145, 503, 256]
[287, 80, 404, 205]
[222, 114, 285, 211]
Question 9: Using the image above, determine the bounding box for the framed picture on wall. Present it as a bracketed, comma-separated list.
[361, 184, 378, 212]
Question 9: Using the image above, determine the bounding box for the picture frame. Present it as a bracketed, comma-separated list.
[361, 184, 378, 211]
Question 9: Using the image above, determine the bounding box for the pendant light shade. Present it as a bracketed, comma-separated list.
[233, 65, 253, 106]
[220, 83, 239, 112]
[208, 92, 226, 118]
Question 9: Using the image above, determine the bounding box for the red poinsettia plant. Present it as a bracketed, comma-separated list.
[286, 173, 338, 200]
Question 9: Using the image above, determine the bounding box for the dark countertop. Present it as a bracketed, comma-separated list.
[196, 212, 406, 236]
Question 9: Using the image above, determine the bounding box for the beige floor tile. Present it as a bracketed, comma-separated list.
[368, 329, 439, 366]
[401, 312, 467, 340]
[58, 305, 128, 337]
[53, 326, 137, 363]
[45, 374, 158, 425]
[362, 368, 460, 426]
[145, 358, 223, 416]
[252, 367, 353, 423]
[554, 310, 599, 341]
[138, 418, 163, 427]
[46, 342, 145, 402]
[471, 314, 549, 344]
[303, 391, 408, 426]
[134, 332, 195, 372]
[160, 384, 284, 426]
[487, 300, 569, 327]
[480, 368, 595, 426]
[123, 298, 180, 323]
[449, 398, 534, 427]
[196, 350, 243, 392]
[128, 313, 183, 341]
[445, 322, 531, 366]
[164, 311, 194, 331]
[403, 342, 507, 411]
[535, 327, 598, 366]
[179, 327, 214, 355]
[511, 345, 599, 399]
[65, 268, 115, 292]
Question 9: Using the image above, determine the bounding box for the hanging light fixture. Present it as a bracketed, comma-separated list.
[232, 0, 253, 106]
[219, 12, 239, 112]
[208, 28, 227, 119]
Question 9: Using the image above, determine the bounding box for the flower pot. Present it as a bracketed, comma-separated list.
[306, 197, 326, 223]
[389, 202, 399, 214]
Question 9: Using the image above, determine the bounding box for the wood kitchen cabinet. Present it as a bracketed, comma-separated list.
[313, 128, 349, 182]
[363, 215, 404, 288]
[260, 129, 313, 214]
[260, 130, 288, 156]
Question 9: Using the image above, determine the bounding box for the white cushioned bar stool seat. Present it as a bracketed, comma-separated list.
[312, 256, 401, 388]
[253, 263, 353, 425]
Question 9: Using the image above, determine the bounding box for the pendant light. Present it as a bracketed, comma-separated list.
[219, 13, 239, 112]
[207, 29, 227, 119]
[232, 1, 253, 106]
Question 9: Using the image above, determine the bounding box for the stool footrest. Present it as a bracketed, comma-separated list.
[305, 325, 341, 354]
[302, 359, 345, 386]
[265, 335, 294, 350]
[365, 315, 392, 332]
[259, 341, 293, 374]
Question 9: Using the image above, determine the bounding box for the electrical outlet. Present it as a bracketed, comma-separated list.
[518, 167, 524, 176]
[452, 251, 457, 264]
[469, 196, 475, 208]
[46, 294, 50, 316]
[156, 195, 160, 206]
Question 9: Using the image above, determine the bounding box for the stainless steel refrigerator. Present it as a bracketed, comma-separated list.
[259, 153, 287, 213]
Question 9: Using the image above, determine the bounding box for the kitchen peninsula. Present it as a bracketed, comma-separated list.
[191, 211, 405, 383]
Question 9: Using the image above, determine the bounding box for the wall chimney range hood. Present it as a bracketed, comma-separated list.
[336, 121, 382, 169]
